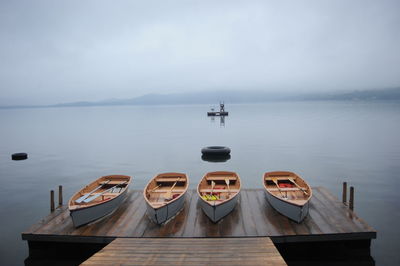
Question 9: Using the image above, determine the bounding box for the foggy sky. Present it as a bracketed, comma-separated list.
[1, 0, 399, 105]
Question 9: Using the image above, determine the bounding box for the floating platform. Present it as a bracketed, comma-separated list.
[81, 237, 287, 265]
[22, 188, 376, 264]
[207, 111, 228, 116]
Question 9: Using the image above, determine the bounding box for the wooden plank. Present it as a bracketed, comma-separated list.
[255, 189, 296, 236]
[199, 189, 240, 193]
[156, 177, 185, 182]
[267, 187, 307, 192]
[181, 191, 201, 237]
[206, 176, 237, 181]
[237, 190, 258, 236]
[265, 177, 292, 181]
[151, 189, 186, 193]
[245, 189, 275, 236]
[81, 237, 287, 266]
[22, 206, 66, 236]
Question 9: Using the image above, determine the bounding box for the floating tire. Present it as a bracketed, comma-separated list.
[201, 146, 231, 155]
[12, 153, 28, 160]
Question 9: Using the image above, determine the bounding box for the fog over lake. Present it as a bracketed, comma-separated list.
[1, 0, 400, 105]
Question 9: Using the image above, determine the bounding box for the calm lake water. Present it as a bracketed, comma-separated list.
[0, 101, 399, 265]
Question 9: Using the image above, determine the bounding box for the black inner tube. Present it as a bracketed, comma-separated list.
[201, 146, 231, 155]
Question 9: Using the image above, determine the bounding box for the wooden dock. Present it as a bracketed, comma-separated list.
[81, 237, 287, 265]
[22, 188, 376, 243]
[22, 188, 376, 264]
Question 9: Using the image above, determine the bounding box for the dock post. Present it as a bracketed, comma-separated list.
[349, 186, 355, 211]
[58, 185, 63, 206]
[50, 190, 55, 212]
[342, 182, 347, 205]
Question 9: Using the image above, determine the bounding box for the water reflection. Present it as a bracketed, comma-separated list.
[209, 115, 226, 127]
[201, 154, 231, 163]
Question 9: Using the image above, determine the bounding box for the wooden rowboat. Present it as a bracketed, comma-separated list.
[143, 172, 189, 224]
[197, 171, 241, 223]
[69, 175, 132, 227]
[263, 171, 312, 223]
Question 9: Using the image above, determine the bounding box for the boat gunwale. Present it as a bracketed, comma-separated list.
[263, 171, 312, 207]
[143, 172, 189, 210]
[68, 175, 132, 212]
[197, 171, 241, 207]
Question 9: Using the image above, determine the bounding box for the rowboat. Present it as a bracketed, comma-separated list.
[68, 175, 132, 227]
[143, 172, 189, 224]
[263, 171, 312, 223]
[197, 171, 241, 223]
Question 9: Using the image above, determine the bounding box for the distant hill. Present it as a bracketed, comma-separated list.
[52, 87, 400, 107]
[1, 87, 400, 109]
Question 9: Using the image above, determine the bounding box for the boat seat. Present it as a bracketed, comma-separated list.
[100, 180, 128, 185]
[206, 176, 237, 181]
[156, 177, 185, 182]
[267, 187, 307, 192]
[200, 189, 240, 193]
[100, 193, 120, 197]
[151, 189, 186, 193]
[265, 177, 294, 181]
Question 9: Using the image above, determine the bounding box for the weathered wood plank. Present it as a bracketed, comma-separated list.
[181, 191, 199, 237]
[81, 237, 287, 266]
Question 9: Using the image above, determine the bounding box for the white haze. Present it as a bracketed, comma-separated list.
[0, 0, 399, 105]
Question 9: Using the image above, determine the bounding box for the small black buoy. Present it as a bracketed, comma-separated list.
[12, 153, 28, 160]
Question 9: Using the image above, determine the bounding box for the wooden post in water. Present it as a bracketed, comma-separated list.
[349, 186, 355, 211]
[58, 185, 63, 206]
[342, 182, 347, 205]
[50, 190, 55, 212]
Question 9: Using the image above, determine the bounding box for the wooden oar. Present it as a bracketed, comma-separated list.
[271, 178, 287, 199]
[83, 181, 128, 203]
[149, 184, 162, 193]
[165, 177, 181, 200]
[75, 180, 110, 203]
[210, 180, 216, 196]
[288, 177, 309, 196]
[225, 178, 230, 198]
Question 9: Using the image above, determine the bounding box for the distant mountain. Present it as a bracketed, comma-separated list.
[1, 87, 400, 109]
[52, 87, 400, 107]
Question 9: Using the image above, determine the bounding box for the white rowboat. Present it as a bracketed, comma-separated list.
[68, 175, 132, 227]
[197, 171, 241, 223]
[263, 171, 312, 223]
[143, 172, 189, 224]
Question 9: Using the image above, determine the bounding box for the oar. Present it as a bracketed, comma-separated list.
[225, 178, 230, 198]
[148, 184, 162, 193]
[165, 177, 181, 200]
[75, 180, 110, 203]
[210, 180, 216, 196]
[271, 178, 287, 199]
[83, 181, 128, 203]
[288, 177, 309, 196]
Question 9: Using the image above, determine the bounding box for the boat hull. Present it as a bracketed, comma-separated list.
[199, 193, 239, 223]
[264, 190, 310, 223]
[145, 192, 186, 224]
[70, 188, 128, 227]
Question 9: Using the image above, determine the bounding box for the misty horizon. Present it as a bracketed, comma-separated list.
[1, 0, 400, 105]
[1, 87, 399, 108]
